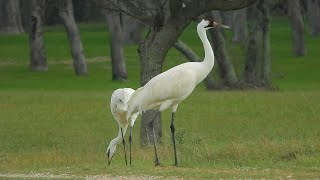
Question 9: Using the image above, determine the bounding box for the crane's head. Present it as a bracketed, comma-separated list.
[111, 88, 135, 113]
[106, 140, 117, 165]
[198, 19, 231, 31]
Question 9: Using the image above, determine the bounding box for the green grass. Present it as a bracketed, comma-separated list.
[0, 19, 320, 179]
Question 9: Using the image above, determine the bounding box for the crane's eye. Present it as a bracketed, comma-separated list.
[119, 99, 123, 103]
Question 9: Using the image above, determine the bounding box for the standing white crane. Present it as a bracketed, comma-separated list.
[126, 19, 230, 166]
[107, 88, 139, 165]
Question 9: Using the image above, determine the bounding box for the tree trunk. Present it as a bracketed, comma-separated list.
[288, 0, 306, 56]
[0, 0, 24, 34]
[139, 17, 190, 146]
[58, 0, 88, 75]
[308, 0, 320, 36]
[243, 4, 260, 86]
[219, 11, 233, 27]
[173, 40, 216, 89]
[122, 15, 145, 44]
[259, 0, 271, 86]
[243, 0, 272, 88]
[208, 11, 238, 87]
[106, 12, 127, 81]
[29, 0, 47, 72]
[232, 8, 247, 43]
[20, 0, 32, 32]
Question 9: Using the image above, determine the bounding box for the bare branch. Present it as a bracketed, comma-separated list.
[95, 0, 154, 24]
[183, 0, 258, 19]
[169, 0, 182, 16]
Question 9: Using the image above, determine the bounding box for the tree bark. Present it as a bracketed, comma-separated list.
[20, 0, 32, 32]
[259, 0, 271, 86]
[243, 4, 260, 86]
[29, 0, 47, 72]
[122, 15, 145, 44]
[219, 11, 233, 27]
[243, 0, 272, 88]
[58, 0, 88, 75]
[308, 0, 320, 36]
[0, 0, 24, 34]
[288, 0, 306, 56]
[106, 12, 127, 81]
[208, 11, 238, 87]
[232, 8, 247, 43]
[174, 40, 216, 89]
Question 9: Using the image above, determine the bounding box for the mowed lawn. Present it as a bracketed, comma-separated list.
[0, 19, 319, 179]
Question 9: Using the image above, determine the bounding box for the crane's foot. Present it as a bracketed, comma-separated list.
[154, 158, 161, 167]
[173, 163, 178, 167]
[173, 158, 178, 167]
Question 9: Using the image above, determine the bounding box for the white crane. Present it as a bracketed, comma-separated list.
[126, 19, 230, 166]
[107, 88, 139, 165]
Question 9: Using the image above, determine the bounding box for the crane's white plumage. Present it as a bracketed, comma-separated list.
[125, 19, 230, 166]
[107, 88, 139, 165]
[127, 19, 219, 119]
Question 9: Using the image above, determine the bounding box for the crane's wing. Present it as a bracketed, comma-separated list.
[126, 87, 144, 120]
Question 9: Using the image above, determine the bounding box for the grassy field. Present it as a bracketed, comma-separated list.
[0, 18, 320, 179]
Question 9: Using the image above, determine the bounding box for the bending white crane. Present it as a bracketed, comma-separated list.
[107, 88, 139, 165]
[126, 19, 230, 166]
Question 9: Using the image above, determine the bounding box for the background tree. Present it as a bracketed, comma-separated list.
[0, 0, 24, 34]
[98, 0, 258, 146]
[260, 0, 271, 86]
[208, 11, 238, 88]
[307, 0, 320, 36]
[243, 4, 260, 86]
[243, 0, 271, 88]
[56, 0, 88, 75]
[122, 16, 145, 44]
[288, 0, 306, 56]
[105, 12, 127, 81]
[232, 8, 247, 43]
[28, 0, 48, 72]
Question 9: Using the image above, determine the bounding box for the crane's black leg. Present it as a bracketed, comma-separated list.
[153, 122, 160, 166]
[120, 127, 128, 165]
[149, 112, 160, 166]
[170, 112, 178, 166]
[129, 126, 133, 165]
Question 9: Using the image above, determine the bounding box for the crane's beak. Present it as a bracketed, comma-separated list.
[217, 23, 231, 29]
[205, 21, 231, 29]
[107, 150, 113, 165]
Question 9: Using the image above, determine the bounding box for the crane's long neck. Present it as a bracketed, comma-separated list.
[198, 28, 214, 73]
[109, 126, 128, 148]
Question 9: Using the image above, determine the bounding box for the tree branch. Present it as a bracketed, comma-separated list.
[95, 0, 154, 24]
[184, 0, 258, 18]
